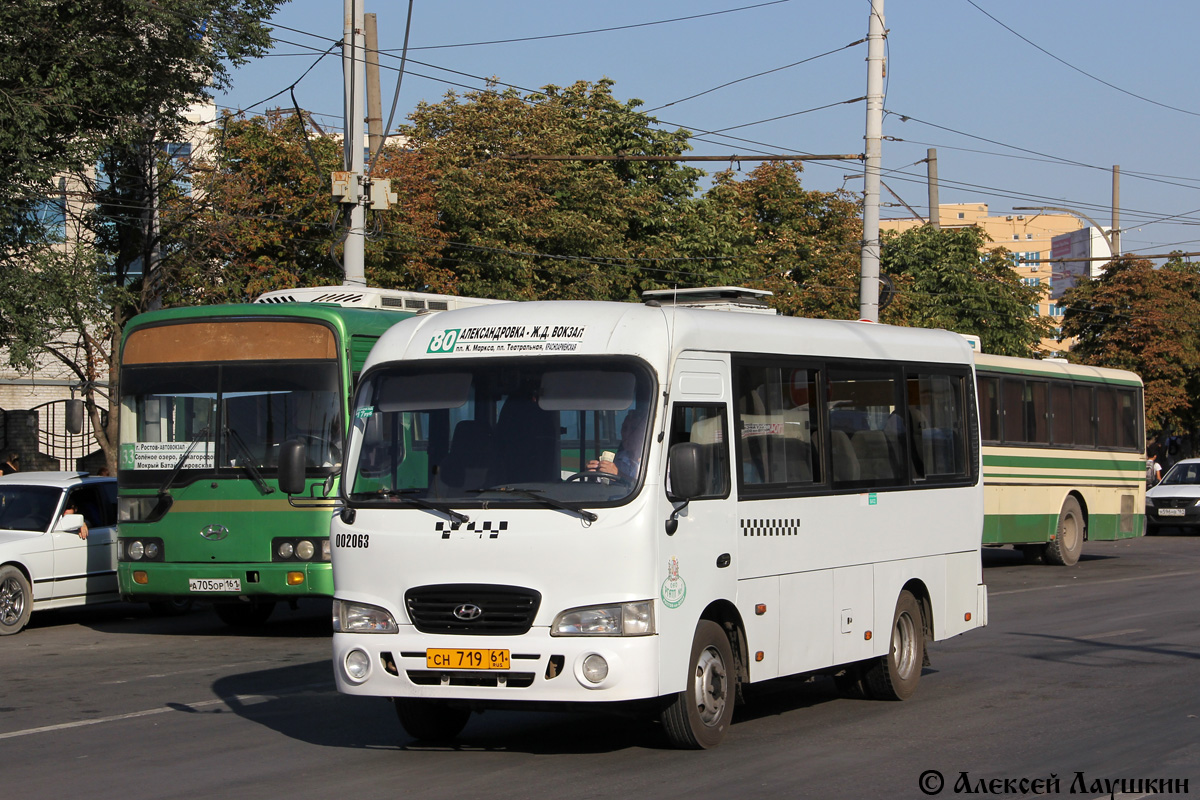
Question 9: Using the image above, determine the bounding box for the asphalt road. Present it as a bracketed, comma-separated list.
[3, 533, 1199, 800]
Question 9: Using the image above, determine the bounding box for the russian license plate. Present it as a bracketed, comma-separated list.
[426, 648, 511, 670]
[188, 578, 242, 592]
[1159, 508, 1186, 517]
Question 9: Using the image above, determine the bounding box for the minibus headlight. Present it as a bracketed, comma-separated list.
[551, 600, 655, 636]
[332, 598, 398, 634]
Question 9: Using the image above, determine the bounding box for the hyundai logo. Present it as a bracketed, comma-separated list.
[453, 603, 483, 621]
[200, 524, 229, 541]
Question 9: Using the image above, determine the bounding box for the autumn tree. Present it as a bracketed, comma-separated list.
[1061, 255, 1200, 443]
[881, 225, 1050, 356]
[166, 111, 454, 304]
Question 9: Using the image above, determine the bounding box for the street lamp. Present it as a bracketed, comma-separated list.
[1012, 206, 1117, 257]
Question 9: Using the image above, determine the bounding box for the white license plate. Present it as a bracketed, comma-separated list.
[189, 578, 242, 592]
[1158, 508, 1186, 517]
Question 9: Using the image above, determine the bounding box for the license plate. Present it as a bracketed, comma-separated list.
[189, 578, 242, 592]
[426, 648, 511, 670]
[1158, 508, 1186, 517]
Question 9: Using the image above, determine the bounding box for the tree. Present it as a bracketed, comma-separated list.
[0, 0, 285, 474]
[403, 79, 708, 301]
[1061, 256, 1200, 443]
[881, 225, 1050, 356]
[696, 162, 863, 319]
[166, 111, 454, 304]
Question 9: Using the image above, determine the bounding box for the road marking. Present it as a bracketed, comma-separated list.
[989, 569, 1200, 596]
[0, 681, 333, 740]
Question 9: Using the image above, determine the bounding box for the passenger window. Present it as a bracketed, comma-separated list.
[735, 365, 819, 489]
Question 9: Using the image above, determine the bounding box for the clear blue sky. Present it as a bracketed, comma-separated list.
[216, 0, 1200, 260]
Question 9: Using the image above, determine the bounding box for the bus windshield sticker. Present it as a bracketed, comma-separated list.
[661, 557, 687, 609]
[427, 325, 587, 356]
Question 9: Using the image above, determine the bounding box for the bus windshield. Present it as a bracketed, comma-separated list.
[119, 362, 341, 482]
[347, 357, 654, 506]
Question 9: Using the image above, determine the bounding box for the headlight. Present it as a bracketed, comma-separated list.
[332, 598, 398, 633]
[552, 600, 655, 636]
[118, 495, 171, 523]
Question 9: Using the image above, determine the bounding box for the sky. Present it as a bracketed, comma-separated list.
[215, 0, 1200, 261]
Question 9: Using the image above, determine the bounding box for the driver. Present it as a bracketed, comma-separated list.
[587, 408, 647, 481]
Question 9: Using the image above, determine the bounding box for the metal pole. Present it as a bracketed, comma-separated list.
[859, 0, 885, 322]
[342, 0, 366, 287]
[926, 148, 940, 230]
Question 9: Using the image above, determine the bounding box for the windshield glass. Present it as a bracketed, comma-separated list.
[1161, 462, 1200, 486]
[0, 485, 62, 532]
[347, 357, 654, 507]
[120, 362, 340, 481]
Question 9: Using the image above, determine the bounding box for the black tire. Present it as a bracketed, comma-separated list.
[661, 620, 736, 749]
[864, 590, 924, 701]
[214, 600, 275, 627]
[148, 598, 194, 616]
[0, 565, 32, 635]
[394, 698, 472, 742]
[1045, 496, 1085, 566]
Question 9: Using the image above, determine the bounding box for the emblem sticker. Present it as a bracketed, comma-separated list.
[661, 556, 687, 609]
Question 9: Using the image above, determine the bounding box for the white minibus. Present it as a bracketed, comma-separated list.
[281, 290, 988, 748]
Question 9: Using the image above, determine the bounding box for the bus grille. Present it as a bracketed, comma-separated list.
[405, 584, 541, 635]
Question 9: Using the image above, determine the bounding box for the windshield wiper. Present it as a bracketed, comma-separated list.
[357, 489, 469, 525]
[158, 426, 211, 495]
[224, 427, 274, 495]
[473, 487, 598, 523]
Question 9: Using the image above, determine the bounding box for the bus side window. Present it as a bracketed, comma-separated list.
[667, 405, 730, 499]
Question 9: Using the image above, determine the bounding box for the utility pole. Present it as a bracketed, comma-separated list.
[1111, 164, 1121, 256]
[926, 148, 940, 230]
[859, 0, 885, 322]
[340, 0, 366, 287]
[365, 13, 384, 161]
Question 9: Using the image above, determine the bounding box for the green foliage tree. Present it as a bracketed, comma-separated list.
[403, 80, 708, 301]
[881, 225, 1050, 356]
[1061, 256, 1200, 443]
[0, 0, 284, 473]
[695, 162, 863, 318]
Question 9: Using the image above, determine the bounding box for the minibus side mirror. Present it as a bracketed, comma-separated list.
[278, 439, 307, 495]
[668, 442, 707, 500]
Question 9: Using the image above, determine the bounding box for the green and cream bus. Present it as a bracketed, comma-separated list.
[974, 353, 1146, 566]
[116, 287, 499, 626]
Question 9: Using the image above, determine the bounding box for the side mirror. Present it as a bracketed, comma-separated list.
[277, 439, 308, 495]
[667, 442, 707, 501]
[65, 399, 85, 435]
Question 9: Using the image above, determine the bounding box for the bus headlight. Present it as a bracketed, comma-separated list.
[332, 599, 398, 633]
[551, 600, 655, 636]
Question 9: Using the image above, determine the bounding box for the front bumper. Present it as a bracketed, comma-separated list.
[118, 561, 334, 599]
[333, 628, 663, 705]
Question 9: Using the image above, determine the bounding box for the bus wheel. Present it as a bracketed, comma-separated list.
[1045, 497, 1084, 567]
[394, 698, 471, 742]
[214, 600, 275, 627]
[661, 620, 736, 749]
[0, 565, 32, 635]
[864, 590, 924, 701]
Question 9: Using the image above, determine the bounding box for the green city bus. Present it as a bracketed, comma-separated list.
[974, 352, 1146, 566]
[116, 287, 498, 626]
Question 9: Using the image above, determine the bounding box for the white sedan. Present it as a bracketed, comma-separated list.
[0, 472, 118, 635]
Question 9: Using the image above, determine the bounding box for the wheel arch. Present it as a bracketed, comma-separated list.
[698, 599, 748, 694]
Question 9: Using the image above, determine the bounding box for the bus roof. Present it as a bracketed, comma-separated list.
[362, 300, 976, 373]
[973, 351, 1142, 386]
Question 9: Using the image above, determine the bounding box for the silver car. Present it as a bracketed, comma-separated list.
[1145, 458, 1200, 534]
